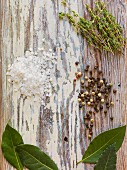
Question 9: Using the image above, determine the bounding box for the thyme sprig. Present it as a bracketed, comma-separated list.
[59, 1, 125, 54]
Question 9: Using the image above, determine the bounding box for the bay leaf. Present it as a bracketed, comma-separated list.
[78, 125, 126, 164]
[1, 124, 24, 170]
[94, 145, 116, 170]
[16, 144, 59, 170]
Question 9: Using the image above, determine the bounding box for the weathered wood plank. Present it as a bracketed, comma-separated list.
[0, 0, 127, 170]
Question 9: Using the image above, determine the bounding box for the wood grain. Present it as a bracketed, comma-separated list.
[0, 0, 127, 170]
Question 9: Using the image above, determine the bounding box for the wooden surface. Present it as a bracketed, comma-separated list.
[0, 0, 127, 170]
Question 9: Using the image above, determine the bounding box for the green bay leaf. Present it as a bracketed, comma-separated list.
[1, 124, 24, 170]
[16, 144, 59, 170]
[78, 126, 126, 164]
[94, 145, 116, 170]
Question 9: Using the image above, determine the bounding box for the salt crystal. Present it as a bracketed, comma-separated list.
[7, 45, 57, 107]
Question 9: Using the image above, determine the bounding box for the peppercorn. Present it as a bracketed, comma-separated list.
[85, 76, 88, 80]
[109, 83, 113, 87]
[100, 105, 103, 110]
[90, 123, 93, 127]
[79, 104, 82, 109]
[106, 102, 109, 105]
[89, 110, 92, 114]
[90, 99, 93, 102]
[81, 80, 84, 84]
[75, 61, 79, 66]
[85, 122, 89, 127]
[87, 102, 91, 106]
[78, 98, 81, 102]
[81, 85, 85, 88]
[111, 101, 114, 106]
[98, 93, 102, 97]
[89, 70, 92, 75]
[80, 90, 84, 94]
[94, 107, 99, 112]
[86, 113, 90, 118]
[78, 72, 82, 77]
[102, 78, 106, 82]
[85, 91, 89, 95]
[97, 85, 101, 88]
[92, 91, 95, 95]
[106, 104, 110, 108]
[104, 110, 107, 114]
[82, 102, 85, 106]
[81, 94, 85, 98]
[101, 99, 105, 103]
[88, 134, 92, 139]
[88, 79, 91, 83]
[104, 94, 108, 98]
[90, 119, 94, 123]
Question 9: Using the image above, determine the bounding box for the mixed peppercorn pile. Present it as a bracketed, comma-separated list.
[74, 62, 117, 139]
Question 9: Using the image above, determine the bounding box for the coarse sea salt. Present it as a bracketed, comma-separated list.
[7, 48, 57, 104]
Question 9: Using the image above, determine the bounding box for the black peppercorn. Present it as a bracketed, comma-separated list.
[104, 110, 107, 114]
[94, 107, 99, 112]
[100, 105, 103, 110]
[81, 85, 85, 88]
[79, 104, 82, 109]
[106, 105, 110, 109]
[89, 110, 92, 114]
[106, 102, 109, 105]
[90, 123, 93, 127]
[97, 85, 101, 88]
[89, 70, 92, 75]
[80, 90, 84, 94]
[85, 122, 89, 126]
[102, 78, 106, 82]
[86, 113, 90, 118]
[104, 94, 108, 98]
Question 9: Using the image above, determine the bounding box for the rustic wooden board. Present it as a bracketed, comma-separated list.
[0, 0, 127, 170]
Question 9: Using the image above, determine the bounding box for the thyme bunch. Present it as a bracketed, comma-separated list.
[59, 1, 125, 54]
